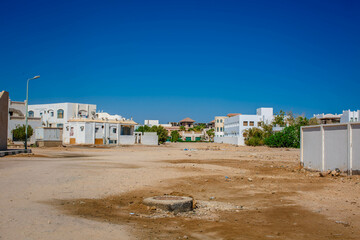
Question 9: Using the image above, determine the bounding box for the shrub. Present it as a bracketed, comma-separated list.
[246, 137, 264, 146]
[243, 127, 265, 146]
[12, 124, 33, 147]
[135, 125, 168, 144]
[171, 130, 180, 142]
[264, 125, 300, 148]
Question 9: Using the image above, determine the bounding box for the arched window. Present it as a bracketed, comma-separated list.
[28, 111, 34, 117]
[57, 109, 64, 119]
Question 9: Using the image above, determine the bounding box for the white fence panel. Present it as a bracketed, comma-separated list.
[323, 125, 348, 171]
[302, 127, 322, 171]
[301, 123, 360, 175]
[352, 124, 360, 174]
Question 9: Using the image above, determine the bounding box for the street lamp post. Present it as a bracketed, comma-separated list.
[25, 75, 40, 149]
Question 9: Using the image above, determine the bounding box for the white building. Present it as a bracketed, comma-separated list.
[8, 100, 42, 143]
[63, 114, 158, 146]
[96, 112, 122, 121]
[63, 118, 137, 145]
[144, 120, 160, 127]
[340, 110, 360, 123]
[215, 107, 274, 146]
[28, 103, 97, 129]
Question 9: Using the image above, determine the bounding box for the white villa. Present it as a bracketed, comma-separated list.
[63, 118, 137, 145]
[341, 110, 360, 123]
[28, 103, 97, 128]
[63, 114, 158, 146]
[215, 107, 274, 146]
[313, 109, 360, 124]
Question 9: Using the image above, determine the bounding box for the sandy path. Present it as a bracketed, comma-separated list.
[0, 143, 359, 239]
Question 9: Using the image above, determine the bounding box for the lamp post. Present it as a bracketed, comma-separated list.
[25, 75, 40, 149]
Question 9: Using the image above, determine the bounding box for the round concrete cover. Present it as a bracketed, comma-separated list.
[143, 196, 193, 212]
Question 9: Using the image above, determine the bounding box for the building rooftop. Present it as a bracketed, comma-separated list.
[179, 117, 196, 123]
[68, 118, 137, 125]
[227, 113, 241, 117]
[319, 114, 341, 119]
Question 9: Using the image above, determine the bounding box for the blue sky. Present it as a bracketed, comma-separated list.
[1, 0, 359, 123]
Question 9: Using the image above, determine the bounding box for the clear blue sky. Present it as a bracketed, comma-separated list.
[1, 0, 359, 123]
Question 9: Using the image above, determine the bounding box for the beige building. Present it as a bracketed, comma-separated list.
[0, 91, 9, 150]
[214, 116, 227, 137]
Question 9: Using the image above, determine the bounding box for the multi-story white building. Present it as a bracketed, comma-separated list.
[340, 110, 360, 123]
[28, 103, 96, 128]
[215, 107, 274, 146]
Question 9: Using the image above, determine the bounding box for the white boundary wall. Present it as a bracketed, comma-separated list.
[214, 136, 241, 145]
[301, 123, 360, 174]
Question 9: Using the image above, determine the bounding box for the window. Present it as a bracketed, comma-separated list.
[217, 119, 219, 123]
[57, 124, 64, 128]
[250, 121, 254, 126]
[48, 110, 54, 117]
[113, 128, 117, 133]
[220, 127, 223, 132]
[40, 112, 43, 116]
[95, 127, 99, 133]
[243, 121, 248, 126]
[217, 127, 219, 132]
[28, 111, 34, 117]
[80, 126, 84, 131]
[57, 109, 64, 119]
[220, 119, 223, 123]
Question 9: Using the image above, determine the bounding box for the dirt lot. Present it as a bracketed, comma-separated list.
[0, 143, 359, 240]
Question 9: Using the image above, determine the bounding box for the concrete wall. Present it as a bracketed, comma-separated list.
[214, 136, 240, 145]
[0, 91, 9, 150]
[35, 128, 62, 141]
[301, 123, 360, 174]
[119, 135, 135, 145]
[142, 132, 158, 145]
[352, 124, 360, 173]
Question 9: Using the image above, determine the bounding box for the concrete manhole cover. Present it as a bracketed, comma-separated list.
[143, 196, 193, 212]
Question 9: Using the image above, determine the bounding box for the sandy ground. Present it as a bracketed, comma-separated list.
[0, 143, 359, 240]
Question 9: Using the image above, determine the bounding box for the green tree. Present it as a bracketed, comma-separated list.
[12, 124, 33, 147]
[286, 111, 295, 126]
[206, 129, 215, 141]
[171, 130, 180, 142]
[188, 127, 194, 132]
[260, 122, 274, 138]
[295, 116, 309, 126]
[194, 124, 206, 132]
[179, 126, 186, 131]
[309, 117, 319, 125]
[272, 110, 286, 127]
[264, 125, 300, 148]
[136, 125, 151, 133]
[243, 127, 265, 146]
[135, 125, 168, 144]
[150, 125, 168, 144]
